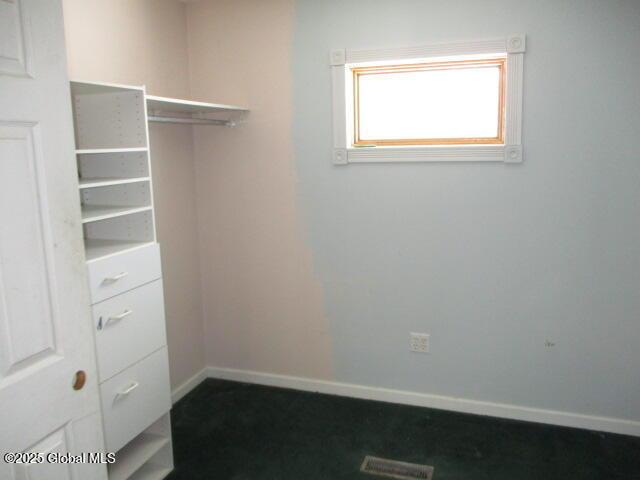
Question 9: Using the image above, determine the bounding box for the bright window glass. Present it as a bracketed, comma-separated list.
[353, 58, 505, 146]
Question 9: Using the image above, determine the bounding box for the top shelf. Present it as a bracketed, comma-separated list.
[71, 79, 145, 96]
[146, 95, 248, 115]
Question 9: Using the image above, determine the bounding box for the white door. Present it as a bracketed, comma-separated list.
[0, 1, 107, 479]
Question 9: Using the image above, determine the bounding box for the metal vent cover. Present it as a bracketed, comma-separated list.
[360, 456, 434, 480]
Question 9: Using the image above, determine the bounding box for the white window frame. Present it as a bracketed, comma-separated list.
[331, 35, 526, 165]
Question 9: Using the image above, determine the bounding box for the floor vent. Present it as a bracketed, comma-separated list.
[360, 456, 434, 480]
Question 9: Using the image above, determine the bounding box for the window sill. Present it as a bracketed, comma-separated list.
[333, 144, 522, 164]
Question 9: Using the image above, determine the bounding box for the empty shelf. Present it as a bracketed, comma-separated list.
[146, 95, 247, 115]
[128, 463, 172, 480]
[109, 433, 170, 480]
[79, 177, 150, 189]
[76, 147, 148, 155]
[147, 95, 248, 126]
[81, 205, 152, 223]
[85, 239, 154, 262]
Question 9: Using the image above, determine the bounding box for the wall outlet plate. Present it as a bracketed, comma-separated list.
[410, 333, 429, 353]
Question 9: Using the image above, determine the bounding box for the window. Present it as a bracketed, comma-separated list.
[353, 58, 506, 146]
[330, 35, 526, 164]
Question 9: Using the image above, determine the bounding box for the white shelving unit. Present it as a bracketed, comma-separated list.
[70, 80, 174, 480]
[70, 79, 250, 480]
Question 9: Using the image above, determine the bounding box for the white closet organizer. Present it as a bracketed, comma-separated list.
[70, 80, 173, 480]
[70, 80, 249, 480]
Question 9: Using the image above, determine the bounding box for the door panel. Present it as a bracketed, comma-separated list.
[0, 123, 58, 375]
[0, 0, 33, 77]
[12, 427, 73, 480]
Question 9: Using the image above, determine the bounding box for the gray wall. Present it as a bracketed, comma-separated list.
[292, 0, 640, 420]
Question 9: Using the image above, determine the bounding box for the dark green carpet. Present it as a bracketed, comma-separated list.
[166, 379, 640, 480]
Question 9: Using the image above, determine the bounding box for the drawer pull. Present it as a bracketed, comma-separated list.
[115, 381, 139, 401]
[108, 309, 133, 325]
[103, 272, 129, 284]
[97, 309, 133, 330]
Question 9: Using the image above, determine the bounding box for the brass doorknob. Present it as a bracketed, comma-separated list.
[73, 370, 86, 390]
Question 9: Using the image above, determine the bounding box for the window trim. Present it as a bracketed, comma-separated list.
[330, 35, 526, 165]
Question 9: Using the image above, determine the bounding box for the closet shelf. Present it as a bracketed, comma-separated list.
[76, 147, 148, 155]
[146, 95, 247, 114]
[146, 95, 248, 126]
[84, 239, 155, 263]
[71, 79, 145, 95]
[81, 205, 152, 224]
[109, 433, 169, 480]
[79, 177, 150, 189]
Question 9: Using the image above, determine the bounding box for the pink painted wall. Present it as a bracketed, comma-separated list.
[186, 0, 334, 379]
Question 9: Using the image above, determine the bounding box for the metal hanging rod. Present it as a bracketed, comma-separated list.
[147, 115, 235, 126]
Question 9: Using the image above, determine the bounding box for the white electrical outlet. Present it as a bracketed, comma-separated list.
[410, 333, 429, 353]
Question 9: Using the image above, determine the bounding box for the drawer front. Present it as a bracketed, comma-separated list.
[93, 280, 167, 382]
[87, 243, 162, 304]
[100, 347, 171, 452]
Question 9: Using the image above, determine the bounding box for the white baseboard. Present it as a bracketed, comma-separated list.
[205, 366, 640, 437]
[171, 367, 208, 404]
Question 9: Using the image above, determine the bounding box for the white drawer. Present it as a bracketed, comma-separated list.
[87, 243, 162, 304]
[100, 347, 171, 452]
[93, 280, 167, 382]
